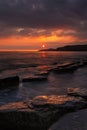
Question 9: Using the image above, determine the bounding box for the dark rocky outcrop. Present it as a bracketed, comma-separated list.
[57, 45, 87, 51]
[0, 76, 19, 89]
[0, 95, 87, 130]
[39, 45, 87, 52]
[39, 48, 56, 51]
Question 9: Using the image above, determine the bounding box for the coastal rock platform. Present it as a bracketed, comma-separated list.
[0, 94, 87, 130]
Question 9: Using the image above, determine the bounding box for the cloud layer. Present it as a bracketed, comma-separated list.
[0, 0, 87, 45]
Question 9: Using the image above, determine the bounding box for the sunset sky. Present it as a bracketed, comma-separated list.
[0, 0, 87, 50]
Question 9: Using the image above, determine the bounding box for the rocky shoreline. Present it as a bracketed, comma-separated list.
[0, 60, 87, 90]
[1, 88, 87, 130]
[0, 60, 87, 129]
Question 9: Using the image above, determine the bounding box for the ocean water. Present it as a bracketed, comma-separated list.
[0, 51, 87, 105]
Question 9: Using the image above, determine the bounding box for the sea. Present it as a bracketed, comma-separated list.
[0, 51, 87, 105]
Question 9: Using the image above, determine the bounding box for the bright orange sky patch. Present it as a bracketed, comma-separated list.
[0, 29, 78, 50]
[0, 35, 76, 44]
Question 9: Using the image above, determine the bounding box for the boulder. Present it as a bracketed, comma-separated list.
[0, 76, 19, 89]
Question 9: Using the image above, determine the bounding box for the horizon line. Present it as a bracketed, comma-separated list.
[0, 49, 39, 52]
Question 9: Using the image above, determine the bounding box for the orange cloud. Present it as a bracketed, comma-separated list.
[0, 35, 76, 44]
[0, 28, 78, 50]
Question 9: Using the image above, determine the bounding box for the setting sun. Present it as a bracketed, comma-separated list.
[42, 44, 45, 48]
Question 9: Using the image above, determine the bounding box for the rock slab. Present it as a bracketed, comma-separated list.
[0, 95, 87, 130]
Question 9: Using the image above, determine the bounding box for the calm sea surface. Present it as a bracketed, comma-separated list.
[0, 51, 87, 105]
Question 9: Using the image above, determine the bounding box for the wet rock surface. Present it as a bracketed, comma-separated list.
[51, 61, 87, 74]
[0, 94, 87, 130]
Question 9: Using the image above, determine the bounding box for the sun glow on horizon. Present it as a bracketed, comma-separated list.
[0, 28, 80, 50]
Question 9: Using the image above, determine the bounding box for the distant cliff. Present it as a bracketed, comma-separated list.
[39, 48, 56, 51]
[56, 45, 87, 51]
[39, 45, 87, 51]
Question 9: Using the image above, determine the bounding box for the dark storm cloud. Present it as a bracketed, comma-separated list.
[0, 0, 87, 39]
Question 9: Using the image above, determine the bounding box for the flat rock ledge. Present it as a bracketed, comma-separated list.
[50, 61, 87, 74]
[0, 95, 87, 130]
